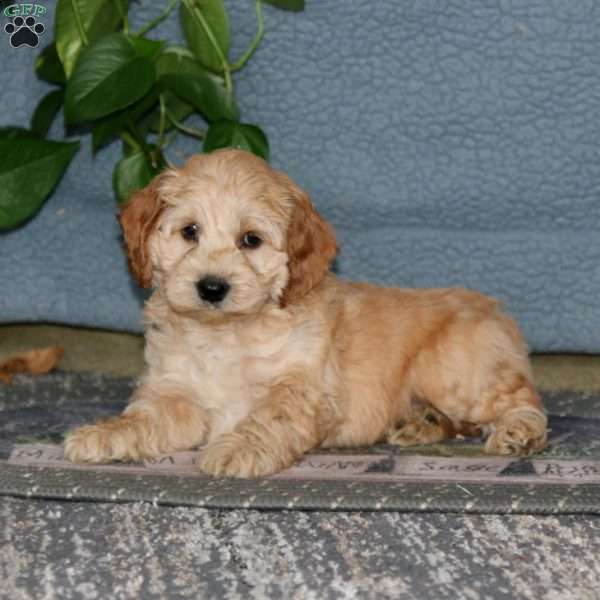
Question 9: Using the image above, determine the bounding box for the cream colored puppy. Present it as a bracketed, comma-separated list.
[64, 149, 547, 477]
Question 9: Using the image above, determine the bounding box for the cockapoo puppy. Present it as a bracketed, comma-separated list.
[64, 149, 547, 477]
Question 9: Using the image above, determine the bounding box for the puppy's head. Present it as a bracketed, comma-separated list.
[119, 149, 337, 318]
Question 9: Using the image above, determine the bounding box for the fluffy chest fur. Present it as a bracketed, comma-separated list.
[142, 292, 331, 439]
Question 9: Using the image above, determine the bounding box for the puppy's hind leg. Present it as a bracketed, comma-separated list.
[404, 303, 547, 456]
[387, 401, 481, 448]
[483, 368, 547, 456]
[64, 387, 209, 463]
[405, 369, 547, 456]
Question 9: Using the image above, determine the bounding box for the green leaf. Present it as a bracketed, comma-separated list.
[180, 0, 229, 73]
[157, 47, 237, 122]
[113, 150, 159, 204]
[31, 90, 65, 137]
[155, 45, 195, 76]
[262, 0, 304, 11]
[35, 44, 66, 85]
[55, 0, 126, 78]
[92, 89, 159, 152]
[94, 120, 129, 153]
[148, 92, 194, 133]
[129, 36, 166, 62]
[0, 127, 39, 141]
[92, 118, 121, 152]
[203, 120, 269, 160]
[64, 33, 156, 124]
[0, 138, 79, 230]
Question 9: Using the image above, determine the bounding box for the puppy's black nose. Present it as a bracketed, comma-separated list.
[196, 276, 230, 304]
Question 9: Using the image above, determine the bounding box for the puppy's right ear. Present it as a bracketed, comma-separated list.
[118, 178, 165, 289]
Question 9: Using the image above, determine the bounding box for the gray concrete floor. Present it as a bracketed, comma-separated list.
[2, 497, 600, 600]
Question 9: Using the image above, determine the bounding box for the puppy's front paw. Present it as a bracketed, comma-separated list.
[63, 415, 151, 463]
[64, 424, 122, 464]
[199, 433, 281, 478]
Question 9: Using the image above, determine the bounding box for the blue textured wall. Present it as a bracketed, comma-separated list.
[1, 0, 600, 351]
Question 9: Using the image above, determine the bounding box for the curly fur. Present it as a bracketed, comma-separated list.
[64, 149, 547, 477]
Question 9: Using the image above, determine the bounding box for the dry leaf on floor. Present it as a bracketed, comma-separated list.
[0, 346, 64, 384]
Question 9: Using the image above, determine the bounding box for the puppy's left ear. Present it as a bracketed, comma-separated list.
[118, 177, 166, 289]
[280, 185, 337, 307]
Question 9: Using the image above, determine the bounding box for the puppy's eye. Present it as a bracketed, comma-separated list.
[181, 224, 199, 242]
[239, 231, 263, 249]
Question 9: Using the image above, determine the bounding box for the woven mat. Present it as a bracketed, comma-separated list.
[1, 374, 600, 514]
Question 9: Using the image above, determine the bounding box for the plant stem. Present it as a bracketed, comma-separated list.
[231, 0, 264, 72]
[154, 149, 168, 171]
[125, 114, 154, 158]
[70, 0, 89, 46]
[120, 131, 140, 151]
[114, 0, 129, 33]
[158, 94, 167, 147]
[137, 0, 179, 37]
[159, 131, 178, 151]
[183, 0, 233, 92]
[166, 108, 205, 139]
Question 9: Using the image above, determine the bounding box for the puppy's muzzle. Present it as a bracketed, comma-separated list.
[196, 276, 231, 305]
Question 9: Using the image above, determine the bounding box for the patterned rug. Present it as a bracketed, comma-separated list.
[1, 374, 599, 513]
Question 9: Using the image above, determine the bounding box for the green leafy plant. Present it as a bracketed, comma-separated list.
[0, 0, 304, 231]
